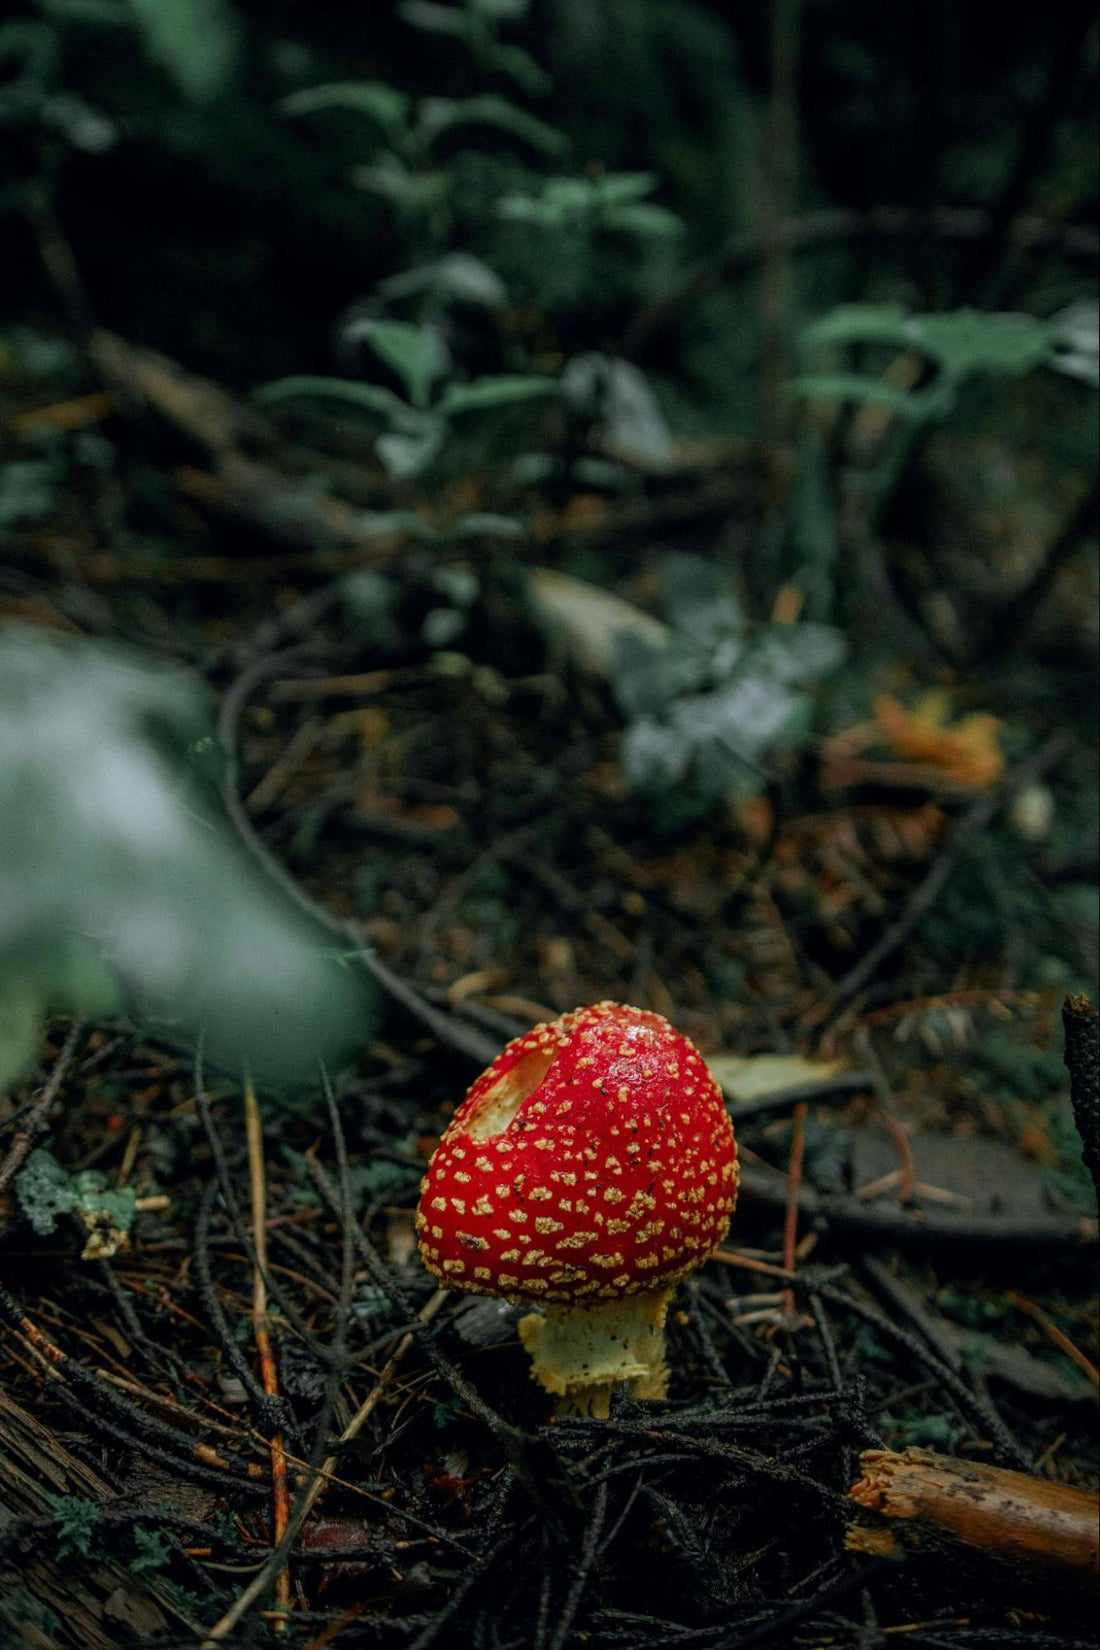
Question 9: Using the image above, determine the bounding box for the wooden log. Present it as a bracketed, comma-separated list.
[0, 1388, 194, 1648]
[847, 1447, 1098, 1597]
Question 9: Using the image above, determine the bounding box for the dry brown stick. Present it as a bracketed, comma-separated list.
[847, 1447, 1099, 1595]
[1008, 1291, 1099, 1392]
[0, 1020, 85, 1201]
[295, 1286, 448, 1528]
[1063, 993, 1099, 1203]
[855, 1028, 915, 1204]
[244, 1078, 291, 1628]
[780, 1101, 808, 1318]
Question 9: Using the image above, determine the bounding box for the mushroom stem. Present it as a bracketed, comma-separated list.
[517, 1286, 673, 1419]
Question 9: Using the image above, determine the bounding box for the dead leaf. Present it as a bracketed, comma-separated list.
[527, 567, 667, 676]
[873, 692, 1004, 790]
[707, 1052, 851, 1105]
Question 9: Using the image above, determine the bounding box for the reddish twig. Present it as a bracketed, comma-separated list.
[781, 1102, 808, 1317]
[1008, 1292, 1099, 1392]
[244, 1078, 291, 1627]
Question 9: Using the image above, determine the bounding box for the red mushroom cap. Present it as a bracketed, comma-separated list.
[416, 1001, 738, 1306]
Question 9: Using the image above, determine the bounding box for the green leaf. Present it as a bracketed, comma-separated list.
[377, 253, 507, 308]
[495, 194, 567, 228]
[562, 355, 675, 470]
[490, 42, 553, 97]
[279, 79, 410, 140]
[352, 155, 448, 214]
[49, 1496, 100, 1559]
[611, 569, 845, 812]
[36, 0, 127, 19]
[376, 420, 446, 478]
[417, 94, 567, 157]
[786, 373, 937, 418]
[621, 716, 692, 794]
[612, 629, 714, 719]
[658, 552, 743, 648]
[398, 0, 468, 34]
[795, 305, 1057, 422]
[0, 460, 59, 529]
[911, 309, 1053, 378]
[604, 202, 684, 237]
[130, 1527, 173, 1573]
[342, 319, 449, 408]
[128, 0, 240, 102]
[253, 375, 409, 421]
[437, 374, 560, 416]
[591, 172, 661, 205]
[802, 303, 914, 352]
[469, 0, 529, 17]
[754, 621, 847, 686]
[0, 21, 58, 121]
[339, 569, 403, 650]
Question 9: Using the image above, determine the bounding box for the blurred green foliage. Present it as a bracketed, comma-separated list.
[0, 626, 378, 1092]
[613, 553, 846, 822]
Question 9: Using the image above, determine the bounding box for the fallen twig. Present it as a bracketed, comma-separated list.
[0, 1021, 85, 1203]
[244, 1078, 291, 1626]
[1008, 1291, 1099, 1393]
[847, 1447, 1099, 1595]
[1062, 993, 1099, 1204]
[781, 1101, 808, 1319]
[298, 1286, 448, 1527]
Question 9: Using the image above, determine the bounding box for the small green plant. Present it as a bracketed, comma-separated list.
[788, 302, 1098, 522]
[280, 70, 566, 254]
[129, 1526, 173, 1575]
[497, 170, 682, 239]
[255, 344, 560, 481]
[267, 3, 681, 485]
[16, 1148, 137, 1259]
[48, 1495, 100, 1560]
[612, 554, 845, 822]
[790, 305, 1065, 422]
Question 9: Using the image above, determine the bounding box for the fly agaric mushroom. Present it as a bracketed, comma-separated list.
[416, 1002, 738, 1417]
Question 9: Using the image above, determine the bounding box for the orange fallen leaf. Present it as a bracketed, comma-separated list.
[873, 692, 1004, 789]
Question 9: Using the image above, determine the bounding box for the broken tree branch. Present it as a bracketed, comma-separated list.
[847, 1448, 1099, 1597]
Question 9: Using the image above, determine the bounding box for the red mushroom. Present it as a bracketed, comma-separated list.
[416, 1001, 738, 1417]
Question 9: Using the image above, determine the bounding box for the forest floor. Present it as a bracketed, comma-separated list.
[0, 329, 1098, 1650]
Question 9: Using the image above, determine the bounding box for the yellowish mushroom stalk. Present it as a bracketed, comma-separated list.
[517, 1285, 672, 1419]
